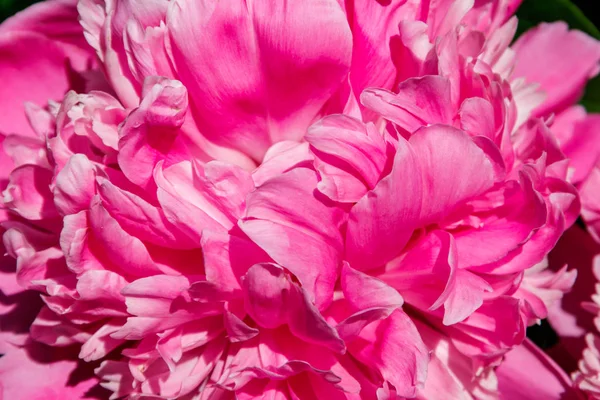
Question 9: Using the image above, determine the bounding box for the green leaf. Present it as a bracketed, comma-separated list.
[1, 0, 39, 22]
[516, 0, 600, 40]
[581, 75, 600, 113]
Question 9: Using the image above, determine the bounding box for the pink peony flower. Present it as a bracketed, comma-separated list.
[0, 0, 599, 399]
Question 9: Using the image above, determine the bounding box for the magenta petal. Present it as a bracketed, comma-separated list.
[167, 0, 352, 161]
[361, 76, 454, 133]
[409, 124, 496, 224]
[348, 309, 428, 398]
[345, 136, 422, 270]
[341, 262, 403, 311]
[347, 0, 415, 97]
[242, 263, 345, 353]
[0, 341, 102, 400]
[0, 22, 91, 136]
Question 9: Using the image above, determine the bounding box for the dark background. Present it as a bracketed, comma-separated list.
[573, 0, 599, 26]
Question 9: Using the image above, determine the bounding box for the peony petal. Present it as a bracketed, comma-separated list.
[0, 27, 88, 136]
[118, 77, 189, 190]
[512, 22, 600, 116]
[361, 76, 454, 134]
[242, 263, 345, 353]
[167, 0, 352, 162]
[3, 164, 58, 220]
[341, 262, 403, 311]
[348, 309, 428, 398]
[97, 177, 197, 249]
[409, 124, 496, 224]
[345, 136, 422, 270]
[306, 115, 388, 202]
[53, 154, 99, 216]
[0, 341, 102, 400]
[240, 168, 344, 309]
[496, 339, 581, 399]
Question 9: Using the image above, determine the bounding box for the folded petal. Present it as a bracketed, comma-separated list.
[346, 0, 418, 97]
[409, 124, 497, 224]
[118, 77, 189, 190]
[155, 160, 254, 241]
[306, 115, 388, 203]
[512, 22, 600, 116]
[97, 177, 197, 249]
[361, 76, 454, 134]
[347, 309, 428, 398]
[167, 0, 352, 161]
[240, 168, 344, 309]
[242, 263, 345, 353]
[195, 230, 269, 297]
[3, 165, 58, 220]
[341, 262, 403, 311]
[345, 136, 422, 270]
[53, 154, 100, 216]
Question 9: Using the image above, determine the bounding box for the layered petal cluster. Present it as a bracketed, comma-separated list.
[1, 0, 600, 399]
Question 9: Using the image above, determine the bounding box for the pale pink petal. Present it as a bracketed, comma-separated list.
[446, 296, 524, 358]
[305, 115, 389, 203]
[553, 108, 600, 185]
[155, 160, 254, 241]
[454, 175, 547, 269]
[53, 154, 99, 216]
[115, 275, 222, 340]
[194, 230, 269, 297]
[341, 262, 403, 311]
[3, 165, 58, 220]
[497, 339, 581, 399]
[512, 22, 600, 116]
[30, 306, 90, 347]
[240, 168, 344, 309]
[97, 177, 197, 249]
[137, 339, 226, 398]
[123, 19, 176, 84]
[251, 141, 313, 187]
[382, 230, 490, 325]
[118, 78, 189, 190]
[87, 200, 162, 277]
[79, 320, 126, 362]
[2, 133, 49, 169]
